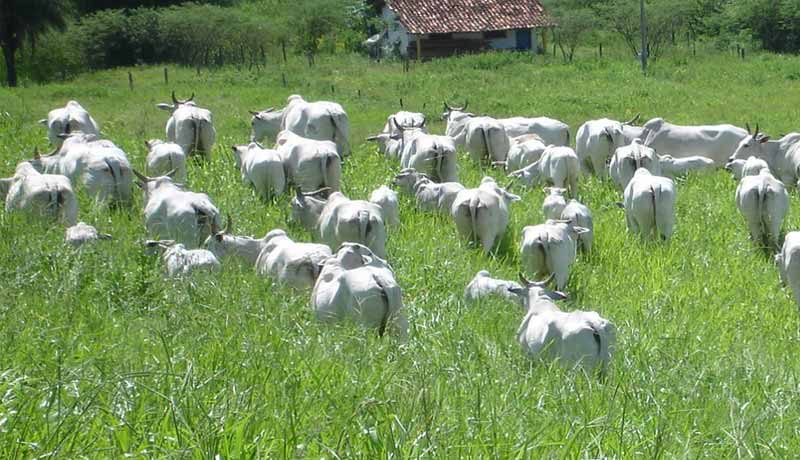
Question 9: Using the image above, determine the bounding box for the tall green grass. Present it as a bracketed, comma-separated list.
[1, 51, 800, 458]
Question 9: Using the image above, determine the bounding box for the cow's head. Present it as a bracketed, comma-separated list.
[335, 242, 388, 270]
[230, 143, 260, 169]
[250, 107, 284, 143]
[441, 100, 469, 121]
[132, 169, 180, 198]
[730, 123, 770, 161]
[144, 239, 177, 256]
[507, 273, 567, 309]
[290, 187, 329, 230]
[156, 91, 196, 112]
[203, 215, 236, 257]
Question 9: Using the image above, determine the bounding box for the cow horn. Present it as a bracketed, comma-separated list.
[623, 113, 641, 125]
[461, 100, 468, 111]
[249, 110, 260, 117]
[504, 179, 515, 190]
[144, 140, 151, 149]
[164, 169, 177, 178]
[366, 135, 380, 141]
[303, 187, 331, 196]
[187, 92, 195, 102]
[419, 117, 426, 129]
[755, 123, 759, 136]
[443, 101, 452, 112]
[392, 117, 403, 132]
[171, 91, 179, 104]
[132, 169, 150, 183]
[223, 214, 233, 234]
[399, 98, 404, 109]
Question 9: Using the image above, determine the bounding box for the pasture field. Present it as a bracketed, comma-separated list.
[2, 51, 800, 458]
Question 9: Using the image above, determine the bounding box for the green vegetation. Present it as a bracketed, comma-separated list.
[1, 50, 800, 457]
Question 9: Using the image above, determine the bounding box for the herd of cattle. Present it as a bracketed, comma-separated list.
[4, 94, 800, 376]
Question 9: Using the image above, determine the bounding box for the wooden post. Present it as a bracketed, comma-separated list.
[415, 35, 422, 62]
[282, 41, 287, 63]
[331, 84, 335, 94]
[639, 0, 648, 75]
[599, 43, 603, 58]
[541, 28, 548, 54]
[281, 73, 287, 87]
[128, 72, 134, 91]
[163, 67, 168, 85]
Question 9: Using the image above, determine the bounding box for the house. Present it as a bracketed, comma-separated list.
[375, 0, 555, 59]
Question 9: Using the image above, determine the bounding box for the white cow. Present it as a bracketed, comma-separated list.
[392, 168, 465, 213]
[509, 146, 580, 196]
[450, 177, 521, 254]
[561, 199, 594, 253]
[728, 128, 800, 186]
[657, 154, 715, 178]
[276, 130, 341, 193]
[464, 270, 523, 306]
[501, 134, 547, 172]
[575, 115, 641, 176]
[254, 229, 332, 289]
[312, 243, 407, 337]
[146, 240, 221, 277]
[776, 231, 800, 307]
[640, 117, 748, 166]
[1, 162, 78, 226]
[397, 125, 459, 183]
[156, 92, 216, 160]
[441, 101, 473, 146]
[520, 220, 587, 291]
[509, 274, 615, 376]
[145, 140, 187, 184]
[498, 117, 570, 147]
[366, 111, 427, 158]
[735, 168, 789, 248]
[542, 187, 568, 220]
[39, 100, 100, 147]
[65, 222, 112, 247]
[464, 117, 510, 164]
[231, 142, 286, 200]
[30, 133, 133, 204]
[250, 107, 285, 143]
[369, 185, 400, 227]
[203, 217, 270, 266]
[291, 190, 387, 258]
[609, 139, 661, 191]
[134, 171, 221, 248]
[622, 168, 677, 241]
[282, 95, 350, 157]
[725, 155, 770, 180]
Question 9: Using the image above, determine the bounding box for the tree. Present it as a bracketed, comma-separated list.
[0, 0, 70, 87]
[543, 0, 599, 62]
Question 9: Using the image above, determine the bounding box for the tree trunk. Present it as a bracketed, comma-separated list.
[2, 44, 17, 87]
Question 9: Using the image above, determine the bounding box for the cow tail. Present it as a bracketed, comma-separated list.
[469, 194, 480, 243]
[541, 234, 551, 276]
[318, 150, 327, 188]
[565, 128, 570, 146]
[193, 117, 201, 156]
[481, 127, 492, 163]
[589, 324, 607, 378]
[758, 180, 768, 246]
[358, 209, 370, 244]
[192, 203, 216, 245]
[371, 273, 391, 337]
[104, 158, 120, 200]
[650, 184, 659, 240]
[433, 140, 443, 181]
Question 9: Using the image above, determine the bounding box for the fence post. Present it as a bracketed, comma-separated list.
[331, 84, 335, 94]
[128, 72, 134, 91]
[164, 67, 168, 85]
[281, 73, 287, 88]
[282, 41, 287, 63]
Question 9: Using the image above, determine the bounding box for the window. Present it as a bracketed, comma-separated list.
[483, 30, 507, 39]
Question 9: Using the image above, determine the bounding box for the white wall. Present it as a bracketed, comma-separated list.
[382, 7, 410, 56]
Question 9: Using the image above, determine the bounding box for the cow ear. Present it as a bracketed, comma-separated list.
[156, 103, 174, 111]
[545, 290, 568, 301]
[507, 286, 527, 297]
[361, 255, 373, 265]
[759, 135, 770, 143]
[38, 118, 48, 125]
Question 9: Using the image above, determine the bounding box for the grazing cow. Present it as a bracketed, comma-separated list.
[312, 243, 407, 337]
[728, 127, 800, 186]
[561, 199, 594, 253]
[392, 168, 465, 213]
[776, 231, 800, 307]
[282, 95, 350, 157]
[464, 270, 523, 306]
[640, 117, 748, 165]
[450, 177, 521, 254]
[392, 168, 427, 195]
[250, 107, 285, 143]
[369, 185, 400, 227]
[146, 240, 221, 277]
[156, 92, 216, 160]
[134, 171, 221, 248]
[291, 190, 387, 258]
[442, 101, 473, 146]
[657, 154, 715, 178]
[254, 229, 332, 289]
[366, 111, 427, 158]
[575, 115, 641, 176]
[609, 139, 661, 190]
[1, 162, 78, 226]
[29, 133, 133, 204]
[276, 130, 341, 193]
[499, 117, 570, 147]
[464, 116, 510, 164]
[397, 125, 459, 183]
[725, 156, 770, 180]
[542, 187, 568, 220]
[509, 146, 580, 196]
[622, 168, 677, 241]
[735, 168, 788, 249]
[509, 274, 615, 376]
[65, 222, 112, 247]
[520, 220, 587, 290]
[39, 100, 100, 147]
[500, 134, 547, 172]
[203, 217, 270, 265]
[231, 142, 286, 200]
[145, 140, 187, 184]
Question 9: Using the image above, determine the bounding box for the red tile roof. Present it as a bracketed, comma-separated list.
[388, 0, 555, 34]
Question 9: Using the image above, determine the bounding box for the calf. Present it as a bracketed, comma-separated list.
[145, 139, 187, 183]
[2, 162, 78, 226]
[735, 168, 789, 249]
[609, 139, 661, 191]
[450, 177, 520, 254]
[542, 187, 568, 220]
[369, 185, 400, 227]
[520, 220, 587, 290]
[725, 156, 770, 180]
[65, 222, 112, 247]
[776, 231, 800, 307]
[464, 270, 523, 306]
[622, 168, 676, 241]
[509, 146, 580, 196]
[500, 134, 547, 171]
[657, 154, 715, 178]
[560, 199, 594, 253]
[231, 142, 286, 200]
[254, 229, 332, 289]
[146, 239, 221, 277]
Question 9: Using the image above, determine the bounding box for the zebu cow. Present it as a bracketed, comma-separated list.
[276, 130, 341, 193]
[450, 177, 521, 254]
[509, 274, 615, 377]
[395, 120, 459, 183]
[735, 168, 789, 249]
[1, 162, 78, 226]
[231, 142, 286, 200]
[725, 155, 770, 180]
[250, 107, 285, 143]
[145, 140, 187, 183]
[65, 222, 112, 247]
[282, 95, 350, 157]
[134, 171, 221, 248]
[146, 240, 221, 277]
[312, 243, 407, 337]
[500, 134, 547, 172]
[393, 168, 465, 213]
[39, 100, 100, 147]
[254, 229, 332, 289]
[369, 185, 400, 227]
[366, 111, 427, 158]
[640, 117, 748, 166]
[291, 190, 387, 258]
[609, 139, 661, 190]
[509, 146, 580, 196]
[622, 168, 677, 241]
[157, 92, 216, 160]
[560, 199, 594, 253]
[575, 115, 641, 176]
[464, 270, 524, 306]
[657, 154, 715, 178]
[728, 126, 800, 186]
[29, 133, 133, 204]
[442, 101, 473, 146]
[499, 117, 570, 147]
[542, 187, 568, 220]
[520, 220, 587, 291]
[776, 231, 800, 307]
[464, 116, 510, 164]
[203, 217, 270, 266]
